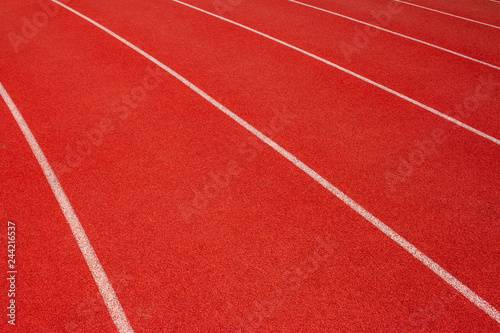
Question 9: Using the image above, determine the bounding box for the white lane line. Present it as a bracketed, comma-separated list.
[288, 0, 500, 71]
[170, 0, 500, 146]
[0, 82, 135, 333]
[50, 0, 500, 324]
[395, 0, 500, 30]
[489, 0, 500, 3]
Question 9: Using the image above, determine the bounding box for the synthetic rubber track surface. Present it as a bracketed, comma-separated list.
[0, 0, 499, 332]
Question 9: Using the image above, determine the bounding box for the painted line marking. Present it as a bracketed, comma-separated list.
[288, 0, 500, 71]
[170, 0, 500, 145]
[0, 82, 135, 333]
[50, 0, 500, 324]
[394, 0, 500, 30]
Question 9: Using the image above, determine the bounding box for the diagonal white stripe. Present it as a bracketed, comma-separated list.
[0, 82, 134, 333]
[51, 0, 500, 325]
[288, 0, 500, 71]
[395, 0, 500, 30]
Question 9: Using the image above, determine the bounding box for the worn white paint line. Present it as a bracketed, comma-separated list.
[0, 81, 134, 333]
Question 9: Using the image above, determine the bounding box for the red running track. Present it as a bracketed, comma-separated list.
[1, 0, 499, 332]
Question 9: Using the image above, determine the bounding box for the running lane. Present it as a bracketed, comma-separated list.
[1, 0, 499, 332]
[139, 5, 500, 315]
[53, 0, 500, 326]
